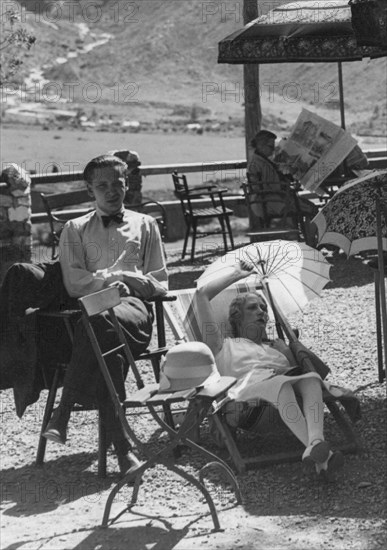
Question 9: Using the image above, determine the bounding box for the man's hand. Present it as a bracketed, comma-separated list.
[107, 280, 131, 297]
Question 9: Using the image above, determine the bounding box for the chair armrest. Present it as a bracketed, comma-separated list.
[208, 188, 229, 196]
[125, 383, 159, 406]
[185, 185, 228, 198]
[139, 346, 169, 361]
[188, 184, 220, 193]
[196, 376, 237, 401]
[147, 294, 177, 303]
[37, 309, 81, 318]
[184, 190, 208, 198]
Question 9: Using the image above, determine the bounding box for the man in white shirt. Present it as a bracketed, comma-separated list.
[42, 154, 168, 475]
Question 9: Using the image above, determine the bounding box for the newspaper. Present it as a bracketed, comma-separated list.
[274, 109, 358, 194]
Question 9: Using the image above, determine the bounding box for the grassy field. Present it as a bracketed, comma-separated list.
[1, 125, 248, 194]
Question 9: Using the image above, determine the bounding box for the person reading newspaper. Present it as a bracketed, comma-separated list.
[247, 130, 318, 243]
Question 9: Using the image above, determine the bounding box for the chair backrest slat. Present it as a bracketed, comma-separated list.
[171, 171, 189, 197]
[79, 287, 144, 389]
[79, 287, 121, 317]
[172, 171, 192, 216]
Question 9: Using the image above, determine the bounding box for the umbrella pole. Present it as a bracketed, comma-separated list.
[375, 189, 387, 380]
[338, 62, 346, 130]
[261, 279, 298, 344]
[246, 252, 287, 340]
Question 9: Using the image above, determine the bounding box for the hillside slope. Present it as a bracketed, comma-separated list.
[8, 1, 387, 133]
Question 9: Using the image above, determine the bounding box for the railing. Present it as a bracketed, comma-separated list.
[29, 149, 387, 234]
[30, 149, 387, 188]
[30, 160, 247, 185]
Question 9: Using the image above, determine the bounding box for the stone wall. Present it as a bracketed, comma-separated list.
[0, 165, 32, 283]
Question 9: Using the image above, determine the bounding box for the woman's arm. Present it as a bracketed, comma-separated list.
[194, 261, 254, 355]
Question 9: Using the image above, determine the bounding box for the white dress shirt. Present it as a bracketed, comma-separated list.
[59, 207, 168, 298]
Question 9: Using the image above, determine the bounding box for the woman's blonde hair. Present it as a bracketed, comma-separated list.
[229, 293, 268, 337]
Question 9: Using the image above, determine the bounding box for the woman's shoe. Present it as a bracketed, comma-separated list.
[302, 440, 330, 465]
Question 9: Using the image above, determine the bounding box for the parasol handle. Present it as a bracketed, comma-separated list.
[375, 188, 387, 375]
[261, 278, 286, 340]
[261, 279, 298, 343]
[262, 279, 323, 375]
[244, 251, 287, 340]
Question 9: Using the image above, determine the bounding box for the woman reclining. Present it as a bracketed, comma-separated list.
[195, 259, 344, 479]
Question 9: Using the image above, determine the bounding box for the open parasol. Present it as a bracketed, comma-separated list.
[313, 168, 387, 379]
[197, 240, 332, 341]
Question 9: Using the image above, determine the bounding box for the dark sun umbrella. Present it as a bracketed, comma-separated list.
[218, 0, 387, 129]
[313, 169, 387, 380]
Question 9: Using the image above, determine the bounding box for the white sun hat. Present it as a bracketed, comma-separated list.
[158, 342, 221, 393]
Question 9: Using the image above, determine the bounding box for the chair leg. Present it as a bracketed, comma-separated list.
[224, 215, 234, 250]
[324, 400, 361, 453]
[218, 216, 228, 252]
[210, 412, 246, 474]
[36, 367, 61, 466]
[191, 219, 198, 262]
[98, 412, 107, 478]
[182, 221, 191, 259]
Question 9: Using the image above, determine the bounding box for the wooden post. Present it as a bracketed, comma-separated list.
[243, 0, 261, 162]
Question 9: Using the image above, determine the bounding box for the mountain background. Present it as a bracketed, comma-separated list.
[3, 0, 387, 136]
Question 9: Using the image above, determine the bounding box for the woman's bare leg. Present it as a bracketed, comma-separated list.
[293, 377, 325, 446]
[276, 382, 308, 446]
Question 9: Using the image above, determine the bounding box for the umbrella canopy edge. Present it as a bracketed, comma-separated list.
[218, 38, 387, 64]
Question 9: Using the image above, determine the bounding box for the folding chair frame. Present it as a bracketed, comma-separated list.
[78, 287, 241, 530]
[35, 295, 174, 477]
[163, 289, 362, 474]
[172, 171, 235, 261]
[241, 180, 301, 243]
[35, 309, 110, 477]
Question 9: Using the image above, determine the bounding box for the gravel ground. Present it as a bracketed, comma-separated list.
[1, 247, 386, 550]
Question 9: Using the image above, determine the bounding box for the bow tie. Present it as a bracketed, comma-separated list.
[101, 212, 124, 228]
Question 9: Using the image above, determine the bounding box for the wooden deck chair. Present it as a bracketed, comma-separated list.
[163, 287, 361, 474]
[36, 295, 174, 477]
[241, 180, 301, 244]
[78, 287, 241, 530]
[172, 172, 235, 261]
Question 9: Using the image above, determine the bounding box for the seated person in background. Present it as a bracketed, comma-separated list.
[195, 259, 344, 479]
[33, 154, 167, 474]
[247, 130, 318, 240]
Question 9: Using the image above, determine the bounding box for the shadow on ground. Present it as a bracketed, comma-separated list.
[324, 253, 375, 289]
[1, 452, 112, 517]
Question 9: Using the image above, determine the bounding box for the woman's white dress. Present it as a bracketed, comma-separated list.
[215, 337, 322, 403]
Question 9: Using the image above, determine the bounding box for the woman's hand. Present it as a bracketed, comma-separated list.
[237, 260, 256, 278]
[270, 338, 289, 354]
[270, 338, 297, 366]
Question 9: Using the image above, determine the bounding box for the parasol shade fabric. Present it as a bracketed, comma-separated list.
[218, 0, 387, 63]
[313, 169, 387, 255]
[197, 240, 332, 317]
